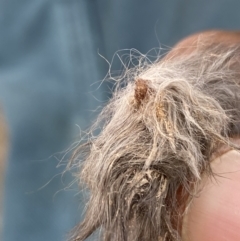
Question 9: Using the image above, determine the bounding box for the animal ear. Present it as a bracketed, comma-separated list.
[134, 78, 149, 107]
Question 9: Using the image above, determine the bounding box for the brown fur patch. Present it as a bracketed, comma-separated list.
[134, 78, 148, 107]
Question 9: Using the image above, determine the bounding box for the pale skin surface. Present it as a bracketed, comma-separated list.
[182, 146, 240, 241]
[168, 30, 240, 241]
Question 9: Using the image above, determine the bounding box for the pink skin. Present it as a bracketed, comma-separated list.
[183, 149, 240, 241]
[165, 30, 240, 60]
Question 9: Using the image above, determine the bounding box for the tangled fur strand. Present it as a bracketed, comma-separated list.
[70, 44, 240, 241]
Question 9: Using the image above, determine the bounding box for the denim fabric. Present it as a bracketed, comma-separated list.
[1, 0, 240, 240]
[0, 1, 106, 241]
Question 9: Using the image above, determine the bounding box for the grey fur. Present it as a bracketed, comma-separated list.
[70, 43, 240, 241]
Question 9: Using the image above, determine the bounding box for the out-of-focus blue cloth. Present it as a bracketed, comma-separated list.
[0, 1, 106, 241]
[1, 0, 240, 240]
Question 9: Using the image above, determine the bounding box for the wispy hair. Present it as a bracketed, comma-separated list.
[69, 43, 240, 241]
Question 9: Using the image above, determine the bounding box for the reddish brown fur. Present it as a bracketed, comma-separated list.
[134, 78, 149, 107]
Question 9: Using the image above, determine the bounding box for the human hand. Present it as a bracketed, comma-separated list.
[182, 148, 240, 241]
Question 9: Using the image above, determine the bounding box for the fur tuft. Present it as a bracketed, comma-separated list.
[70, 43, 240, 241]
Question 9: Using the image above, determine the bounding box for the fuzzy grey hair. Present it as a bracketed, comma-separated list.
[69, 42, 240, 241]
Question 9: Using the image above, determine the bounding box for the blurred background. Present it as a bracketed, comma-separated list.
[0, 0, 240, 240]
